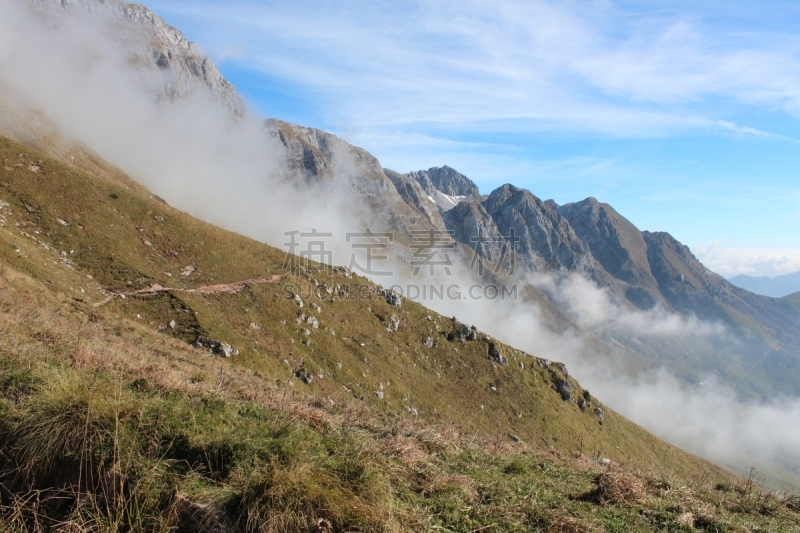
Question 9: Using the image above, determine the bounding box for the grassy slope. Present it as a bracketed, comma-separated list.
[1, 136, 798, 531]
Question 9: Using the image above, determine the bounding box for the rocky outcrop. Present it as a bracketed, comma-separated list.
[488, 343, 508, 365]
[193, 338, 234, 358]
[383, 290, 402, 307]
[443, 201, 506, 268]
[482, 185, 596, 273]
[404, 166, 482, 212]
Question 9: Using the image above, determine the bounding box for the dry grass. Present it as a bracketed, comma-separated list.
[546, 511, 603, 533]
[592, 469, 648, 507]
[383, 435, 430, 470]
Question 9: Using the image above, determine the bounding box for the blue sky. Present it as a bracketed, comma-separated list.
[146, 0, 800, 277]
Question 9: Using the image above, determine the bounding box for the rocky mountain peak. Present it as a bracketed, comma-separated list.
[475, 184, 597, 273]
[557, 197, 664, 309]
[408, 165, 480, 198]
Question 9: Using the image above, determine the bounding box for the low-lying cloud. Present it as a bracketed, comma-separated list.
[532, 271, 727, 337]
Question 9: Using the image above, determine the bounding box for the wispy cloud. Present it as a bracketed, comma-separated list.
[694, 241, 800, 277]
[715, 120, 800, 143]
[149, 0, 800, 137]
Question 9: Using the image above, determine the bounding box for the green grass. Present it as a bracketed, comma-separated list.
[0, 334, 798, 532]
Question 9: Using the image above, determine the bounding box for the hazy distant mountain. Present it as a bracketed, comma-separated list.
[785, 291, 800, 302]
[729, 271, 800, 298]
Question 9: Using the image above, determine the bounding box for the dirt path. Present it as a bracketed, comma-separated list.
[93, 274, 284, 307]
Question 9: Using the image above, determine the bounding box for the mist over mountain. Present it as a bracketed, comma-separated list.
[2, 0, 800, 485]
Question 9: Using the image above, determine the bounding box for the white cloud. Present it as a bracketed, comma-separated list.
[592, 369, 800, 477]
[531, 271, 726, 336]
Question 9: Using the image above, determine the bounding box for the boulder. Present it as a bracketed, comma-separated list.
[554, 377, 572, 401]
[384, 290, 402, 307]
[594, 407, 605, 420]
[387, 314, 400, 332]
[488, 343, 508, 365]
[217, 343, 233, 358]
[193, 338, 234, 358]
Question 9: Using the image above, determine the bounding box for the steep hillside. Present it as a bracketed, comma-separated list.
[4, 0, 800, 489]
[9, 0, 800, 402]
[4, 137, 799, 533]
[0, 136, 730, 475]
